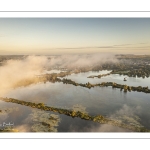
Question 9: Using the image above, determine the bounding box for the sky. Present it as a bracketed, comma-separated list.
[0, 18, 150, 55]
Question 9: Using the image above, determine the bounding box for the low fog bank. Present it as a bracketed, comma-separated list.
[0, 53, 118, 95]
[49, 53, 118, 69]
[0, 55, 49, 94]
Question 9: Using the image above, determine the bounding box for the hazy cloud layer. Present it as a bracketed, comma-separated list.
[49, 53, 118, 69]
[0, 53, 118, 95]
[0, 55, 49, 94]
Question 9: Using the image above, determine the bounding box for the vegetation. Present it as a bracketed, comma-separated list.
[30, 110, 60, 132]
[87, 72, 111, 78]
[61, 78, 150, 93]
[1, 55, 150, 132]
[0, 97, 149, 132]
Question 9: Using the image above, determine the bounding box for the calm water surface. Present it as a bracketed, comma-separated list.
[0, 70, 150, 132]
[64, 70, 150, 87]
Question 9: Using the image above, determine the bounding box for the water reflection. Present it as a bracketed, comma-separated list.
[72, 104, 88, 114]
[64, 70, 150, 87]
[30, 110, 60, 132]
[3, 81, 150, 127]
[61, 70, 111, 84]
[0, 101, 61, 132]
[1, 70, 150, 132]
[0, 101, 32, 132]
[109, 104, 143, 128]
[58, 114, 131, 132]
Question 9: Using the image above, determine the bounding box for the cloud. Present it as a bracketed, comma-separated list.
[69, 122, 130, 132]
[46, 43, 149, 50]
[0, 55, 49, 94]
[48, 53, 118, 69]
[0, 53, 118, 95]
[88, 124, 130, 132]
[109, 104, 143, 128]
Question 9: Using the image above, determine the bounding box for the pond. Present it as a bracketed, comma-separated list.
[64, 70, 150, 87]
[0, 70, 150, 132]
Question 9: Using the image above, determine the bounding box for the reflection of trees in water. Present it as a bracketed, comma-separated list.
[0, 97, 149, 132]
[123, 91, 127, 100]
[0, 107, 19, 114]
[110, 105, 143, 128]
[111, 114, 143, 128]
[118, 115, 142, 128]
[0, 107, 19, 121]
[72, 104, 88, 114]
[30, 110, 60, 132]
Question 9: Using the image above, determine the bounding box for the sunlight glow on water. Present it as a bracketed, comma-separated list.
[1, 70, 150, 132]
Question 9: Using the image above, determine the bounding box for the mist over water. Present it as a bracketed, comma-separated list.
[0, 53, 150, 132]
[0, 53, 118, 95]
[0, 56, 48, 91]
[48, 53, 118, 69]
[1, 17, 150, 133]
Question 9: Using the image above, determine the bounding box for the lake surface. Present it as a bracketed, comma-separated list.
[0, 70, 150, 132]
[64, 70, 150, 87]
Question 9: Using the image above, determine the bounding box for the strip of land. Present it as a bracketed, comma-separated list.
[0, 97, 149, 132]
[87, 73, 111, 78]
[61, 78, 150, 93]
[13, 71, 150, 93]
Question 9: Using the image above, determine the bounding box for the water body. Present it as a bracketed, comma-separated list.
[64, 70, 150, 87]
[0, 70, 150, 132]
